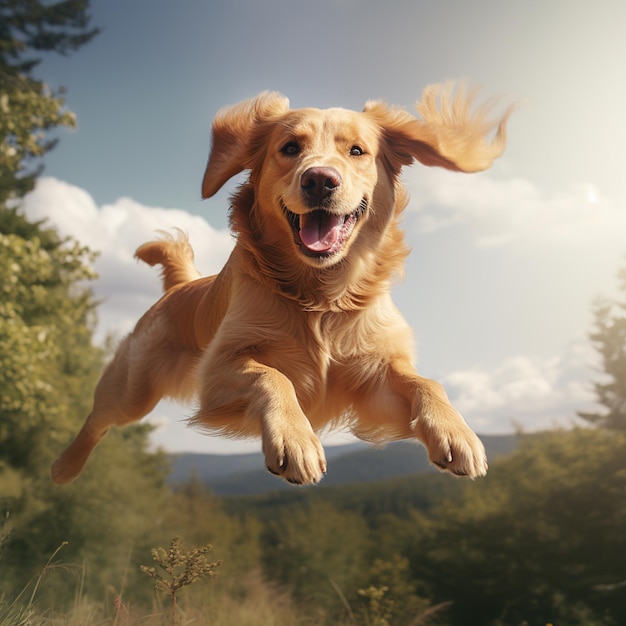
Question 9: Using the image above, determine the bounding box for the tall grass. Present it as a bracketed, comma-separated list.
[0, 541, 78, 626]
[0, 536, 447, 625]
[0, 538, 307, 626]
[0, 568, 306, 626]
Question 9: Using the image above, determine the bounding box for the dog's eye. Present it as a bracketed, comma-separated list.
[281, 141, 300, 156]
[349, 145, 365, 156]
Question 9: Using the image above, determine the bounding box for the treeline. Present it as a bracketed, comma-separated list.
[247, 429, 626, 626]
[2, 426, 626, 625]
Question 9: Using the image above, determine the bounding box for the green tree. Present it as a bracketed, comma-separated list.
[405, 430, 626, 626]
[0, 205, 173, 606]
[0, 0, 99, 203]
[0, 0, 101, 544]
[0, 2, 172, 609]
[579, 262, 626, 430]
[162, 475, 262, 575]
[0, 208, 100, 506]
[261, 500, 371, 622]
[356, 554, 434, 626]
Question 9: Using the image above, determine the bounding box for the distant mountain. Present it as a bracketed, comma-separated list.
[167, 441, 363, 482]
[168, 434, 521, 496]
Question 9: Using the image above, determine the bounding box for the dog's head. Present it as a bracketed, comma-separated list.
[202, 85, 512, 270]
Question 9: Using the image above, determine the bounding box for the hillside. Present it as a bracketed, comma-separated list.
[168, 433, 520, 496]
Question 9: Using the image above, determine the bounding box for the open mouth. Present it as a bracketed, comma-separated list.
[283, 199, 367, 259]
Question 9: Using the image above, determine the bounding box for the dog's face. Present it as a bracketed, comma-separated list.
[201, 88, 511, 270]
[253, 107, 387, 267]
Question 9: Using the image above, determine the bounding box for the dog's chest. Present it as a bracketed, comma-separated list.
[292, 311, 382, 413]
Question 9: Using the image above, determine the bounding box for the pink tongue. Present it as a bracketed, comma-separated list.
[299, 211, 343, 252]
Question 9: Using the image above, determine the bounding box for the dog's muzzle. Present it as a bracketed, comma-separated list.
[283, 200, 367, 259]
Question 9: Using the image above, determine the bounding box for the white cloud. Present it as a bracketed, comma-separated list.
[22, 177, 234, 342]
[404, 167, 626, 248]
[442, 338, 599, 433]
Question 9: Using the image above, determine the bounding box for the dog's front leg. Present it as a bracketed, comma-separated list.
[194, 357, 327, 485]
[410, 377, 488, 478]
[355, 357, 488, 478]
[390, 359, 488, 478]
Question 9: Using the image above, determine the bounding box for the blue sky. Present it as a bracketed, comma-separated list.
[21, 0, 626, 453]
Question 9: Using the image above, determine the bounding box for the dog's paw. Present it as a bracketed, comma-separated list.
[263, 425, 327, 485]
[50, 456, 81, 485]
[415, 412, 488, 479]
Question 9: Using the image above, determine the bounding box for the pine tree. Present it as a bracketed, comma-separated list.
[0, 0, 99, 203]
[0, 0, 102, 520]
[579, 263, 626, 431]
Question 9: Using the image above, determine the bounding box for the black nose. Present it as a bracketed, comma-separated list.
[300, 167, 342, 205]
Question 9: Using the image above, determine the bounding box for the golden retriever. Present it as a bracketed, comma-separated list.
[51, 83, 512, 486]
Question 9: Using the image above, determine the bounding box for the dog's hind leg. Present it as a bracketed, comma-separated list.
[50, 335, 163, 485]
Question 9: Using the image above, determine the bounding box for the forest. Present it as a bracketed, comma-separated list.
[2, 2, 626, 625]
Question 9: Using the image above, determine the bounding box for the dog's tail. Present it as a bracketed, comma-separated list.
[135, 229, 201, 292]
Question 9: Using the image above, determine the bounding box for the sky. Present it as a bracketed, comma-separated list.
[19, 0, 626, 454]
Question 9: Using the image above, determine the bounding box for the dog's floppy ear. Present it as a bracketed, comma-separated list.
[202, 91, 290, 198]
[364, 83, 514, 174]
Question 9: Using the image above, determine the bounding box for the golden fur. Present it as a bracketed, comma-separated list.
[51, 84, 512, 486]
